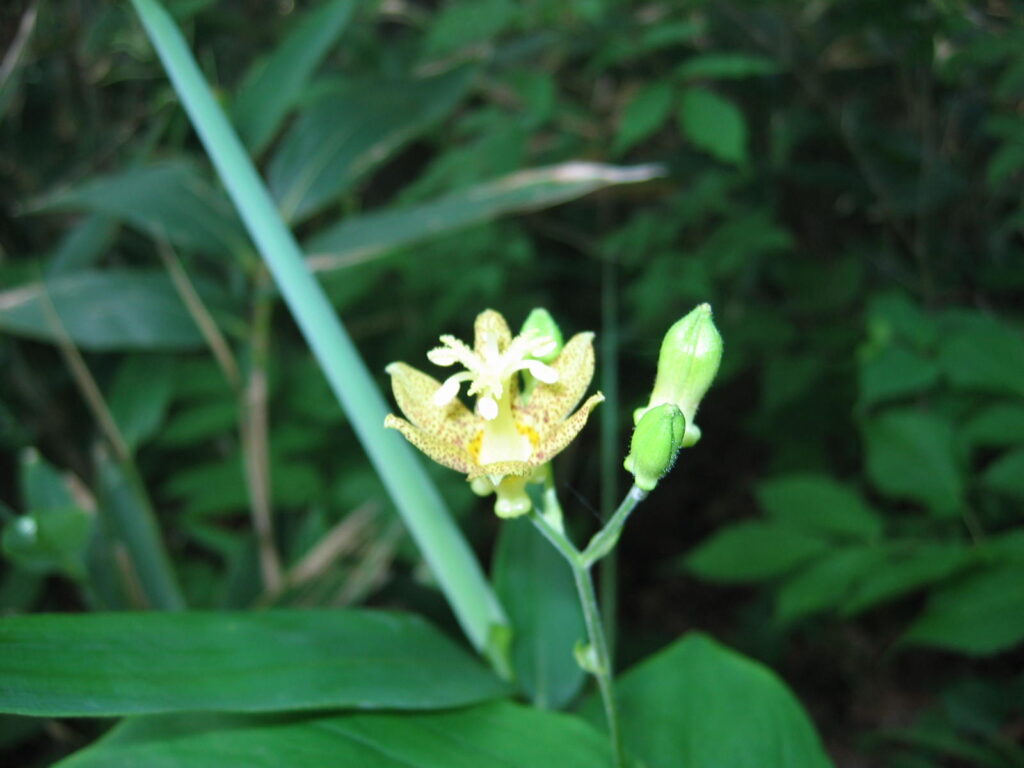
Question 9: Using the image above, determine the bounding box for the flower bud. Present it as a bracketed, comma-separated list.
[519, 308, 564, 363]
[634, 304, 722, 448]
[624, 404, 686, 491]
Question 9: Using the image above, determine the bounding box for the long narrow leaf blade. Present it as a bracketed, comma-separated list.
[231, 0, 356, 154]
[0, 610, 507, 717]
[0, 270, 227, 351]
[56, 703, 613, 768]
[129, 0, 508, 663]
[305, 162, 664, 271]
[268, 66, 475, 223]
[27, 162, 249, 257]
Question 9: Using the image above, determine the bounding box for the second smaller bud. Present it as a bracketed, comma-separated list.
[624, 403, 686, 492]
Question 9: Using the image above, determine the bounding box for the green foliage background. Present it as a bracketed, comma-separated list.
[2, 0, 1024, 766]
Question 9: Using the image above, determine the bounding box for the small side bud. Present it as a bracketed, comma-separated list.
[520, 308, 564, 362]
[624, 404, 685, 491]
[634, 303, 722, 447]
[574, 639, 604, 675]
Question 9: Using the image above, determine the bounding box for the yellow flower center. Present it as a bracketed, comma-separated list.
[429, 327, 556, 473]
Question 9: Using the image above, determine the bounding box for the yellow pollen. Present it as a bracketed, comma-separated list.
[516, 422, 540, 449]
[468, 430, 484, 462]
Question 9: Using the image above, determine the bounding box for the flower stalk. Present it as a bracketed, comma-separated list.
[528, 483, 648, 768]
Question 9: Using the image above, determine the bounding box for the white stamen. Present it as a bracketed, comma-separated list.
[427, 347, 460, 366]
[478, 396, 499, 420]
[433, 377, 461, 406]
[525, 360, 558, 383]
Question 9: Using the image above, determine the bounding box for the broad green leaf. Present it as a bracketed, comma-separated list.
[963, 403, 1024, 448]
[491, 517, 585, 709]
[398, 122, 528, 202]
[776, 546, 888, 622]
[756, 474, 884, 540]
[268, 67, 475, 222]
[231, 0, 356, 153]
[676, 53, 780, 80]
[0, 270, 220, 351]
[866, 293, 937, 352]
[842, 543, 973, 616]
[981, 448, 1024, 498]
[685, 521, 830, 583]
[56, 702, 611, 768]
[863, 409, 963, 516]
[423, 0, 516, 57]
[678, 88, 747, 165]
[306, 162, 664, 270]
[937, 317, 1024, 396]
[2, 507, 93, 579]
[95, 452, 186, 610]
[584, 633, 833, 768]
[28, 163, 249, 256]
[592, 20, 704, 71]
[46, 215, 119, 276]
[903, 564, 1024, 655]
[0, 610, 508, 717]
[979, 529, 1024, 564]
[615, 81, 674, 154]
[858, 346, 939, 408]
[108, 356, 176, 451]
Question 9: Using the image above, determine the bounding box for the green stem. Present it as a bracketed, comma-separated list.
[528, 507, 579, 567]
[599, 250, 620, 652]
[528, 485, 647, 768]
[581, 485, 647, 568]
[572, 562, 624, 768]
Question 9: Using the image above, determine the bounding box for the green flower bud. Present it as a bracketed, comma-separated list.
[634, 304, 722, 448]
[624, 403, 686, 491]
[520, 308, 564, 363]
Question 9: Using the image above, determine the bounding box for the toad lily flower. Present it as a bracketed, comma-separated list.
[384, 309, 603, 518]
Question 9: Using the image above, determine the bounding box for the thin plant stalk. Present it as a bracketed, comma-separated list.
[528, 483, 648, 768]
[156, 240, 241, 391]
[599, 251, 620, 652]
[131, 0, 508, 665]
[241, 276, 283, 592]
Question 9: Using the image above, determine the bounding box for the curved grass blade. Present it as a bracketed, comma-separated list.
[129, 0, 509, 668]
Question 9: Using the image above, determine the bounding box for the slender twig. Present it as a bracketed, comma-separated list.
[257, 502, 378, 606]
[334, 520, 403, 606]
[240, 271, 282, 593]
[156, 241, 282, 592]
[599, 252, 620, 651]
[113, 543, 149, 609]
[572, 563, 624, 768]
[0, 0, 39, 88]
[156, 240, 241, 391]
[39, 286, 132, 464]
